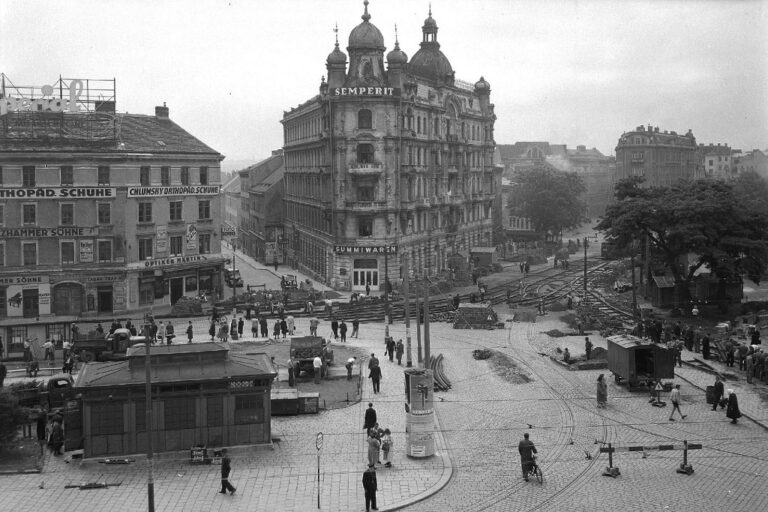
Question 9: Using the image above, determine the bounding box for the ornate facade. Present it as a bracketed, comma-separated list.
[282, 2, 501, 291]
[615, 125, 698, 187]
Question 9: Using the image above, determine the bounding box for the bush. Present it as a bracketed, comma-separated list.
[0, 391, 30, 445]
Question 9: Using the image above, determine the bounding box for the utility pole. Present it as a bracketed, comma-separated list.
[143, 318, 155, 512]
[231, 237, 238, 339]
[423, 278, 430, 367]
[415, 279, 422, 365]
[583, 236, 588, 296]
[403, 253, 412, 367]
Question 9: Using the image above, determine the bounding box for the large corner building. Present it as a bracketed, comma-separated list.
[282, 2, 501, 291]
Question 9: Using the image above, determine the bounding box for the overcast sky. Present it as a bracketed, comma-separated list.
[2, 0, 766, 169]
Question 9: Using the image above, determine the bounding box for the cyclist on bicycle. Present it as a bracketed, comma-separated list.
[518, 433, 538, 481]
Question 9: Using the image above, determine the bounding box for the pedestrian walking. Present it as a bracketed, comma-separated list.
[340, 320, 348, 342]
[313, 355, 323, 384]
[368, 353, 379, 371]
[396, 339, 404, 365]
[365, 282, 371, 296]
[366, 429, 381, 468]
[230, 319, 238, 339]
[381, 428, 393, 467]
[309, 317, 319, 336]
[287, 315, 295, 335]
[518, 433, 538, 481]
[280, 318, 288, 339]
[260, 316, 269, 338]
[186, 321, 194, 343]
[218, 322, 229, 343]
[218, 449, 236, 495]
[668, 384, 686, 421]
[62, 339, 72, 361]
[23, 338, 32, 362]
[363, 403, 377, 430]
[165, 322, 175, 344]
[346, 357, 357, 380]
[386, 337, 396, 363]
[0, 361, 7, 388]
[209, 321, 216, 341]
[746, 352, 754, 384]
[331, 318, 339, 339]
[251, 320, 258, 339]
[150, 322, 158, 344]
[43, 339, 55, 362]
[362, 466, 378, 511]
[596, 374, 607, 408]
[351, 318, 360, 338]
[726, 390, 742, 424]
[585, 337, 593, 360]
[273, 320, 281, 339]
[369, 364, 382, 394]
[158, 321, 166, 345]
[36, 410, 47, 442]
[48, 420, 64, 455]
[711, 375, 725, 411]
[702, 333, 711, 360]
[725, 339, 736, 367]
[237, 317, 244, 338]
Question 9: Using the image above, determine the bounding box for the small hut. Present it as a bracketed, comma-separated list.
[648, 276, 676, 308]
[453, 302, 498, 329]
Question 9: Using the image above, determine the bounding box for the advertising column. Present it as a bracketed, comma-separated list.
[404, 367, 436, 458]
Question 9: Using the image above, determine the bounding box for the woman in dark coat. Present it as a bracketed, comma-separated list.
[48, 420, 64, 455]
[726, 390, 742, 424]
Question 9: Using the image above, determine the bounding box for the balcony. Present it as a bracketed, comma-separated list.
[447, 165, 459, 174]
[416, 197, 431, 208]
[349, 162, 384, 175]
[345, 200, 387, 211]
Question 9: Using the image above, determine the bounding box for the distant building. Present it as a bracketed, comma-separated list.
[732, 149, 768, 180]
[221, 173, 240, 240]
[281, 3, 501, 291]
[71, 343, 277, 458]
[697, 143, 733, 180]
[615, 125, 698, 187]
[238, 150, 285, 264]
[0, 76, 224, 359]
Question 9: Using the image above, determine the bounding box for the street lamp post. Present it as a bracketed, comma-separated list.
[142, 317, 155, 512]
[403, 253, 412, 367]
[231, 238, 238, 339]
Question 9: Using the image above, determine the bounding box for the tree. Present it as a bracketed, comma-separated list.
[597, 177, 768, 306]
[507, 165, 587, 236]
[0, 391, 30, 446]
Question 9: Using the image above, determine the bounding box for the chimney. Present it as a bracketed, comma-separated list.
[155, 102, 169, 118]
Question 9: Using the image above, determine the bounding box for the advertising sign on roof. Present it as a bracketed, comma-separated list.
[127, 186, 220, 197]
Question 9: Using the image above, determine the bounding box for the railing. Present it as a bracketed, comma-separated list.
[349, 162, 384, 174]
[346, 200, 387, 210]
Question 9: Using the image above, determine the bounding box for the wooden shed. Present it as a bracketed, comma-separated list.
[453, 302, 498, 329]
[648, 276, 676, 308]
[607, 334, 675, 389]
[69, 343, 277, 458]
[470, 247, 498, 267]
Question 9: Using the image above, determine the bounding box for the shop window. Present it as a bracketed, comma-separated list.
[98, 166, 110, 185]
[199, 273, 212, 293]
[46, 324, 67, 348]
[97, 203, 111, 224]
[181, 167, 190, 185]
[60, 166, 73, 186]
[199, 166, 209, 185]
[23, 166, 36, 187]
[164, 397, 196, 430]
[161, 166, 170, 186]
[138, 202, 153, 223]
[199, 234, 211, 254]
[207, 396, 224, 426]
[140, 166, 151, 186]
[169, 201, 182, 221]
[234, 394, 264, 424]
[91, 402, 124, 435]
[170, 236, 183, 256]
[60, 203, 74, 226]
[0, 242, 4, 267]
[185, 276, 197, 292]
[357, 144, 374, 164]
[0, 166, 3, 184]
[0, 288, 6, 318]
[61, 241, 75, 264]
[358, 109, 372, 129]
[358, 217, 373, 237]
[98, 240, 112, 262]
[22, 242, 37, 265]
[23, 203, 36, 224]
[139, 283, 154, 306]
[198, 200, 211, 220]
[0, 204, 4, 226]
[138, 238, 153, 260]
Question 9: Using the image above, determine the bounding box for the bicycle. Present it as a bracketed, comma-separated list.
[524, 456, 543, 484]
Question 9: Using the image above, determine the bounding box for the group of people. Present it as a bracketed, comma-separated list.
[362, 403, 393, 511]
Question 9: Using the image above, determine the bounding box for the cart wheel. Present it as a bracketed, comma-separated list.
[534, 465, 543, 484]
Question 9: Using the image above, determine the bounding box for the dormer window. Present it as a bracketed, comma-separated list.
[358, 109, 373, 129]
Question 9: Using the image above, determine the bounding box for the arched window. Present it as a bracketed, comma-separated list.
[358, 109, 372, 129]
[357, 144, 374, 164]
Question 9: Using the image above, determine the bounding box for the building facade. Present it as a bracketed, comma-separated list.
[732, 149, 768, 180]
[0, 77, 224, 358]
[697, 143, 733, 180]
[615, 125, 698, 187]
[282, 3, 501, 291]
[238, 150, 285, 264]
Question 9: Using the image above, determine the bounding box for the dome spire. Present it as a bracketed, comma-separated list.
[394, 23, 399, 48]
[334, 22, 339, 47]
[362, 0, 371, 22]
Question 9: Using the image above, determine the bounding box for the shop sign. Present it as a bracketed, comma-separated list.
[156, 225, 168, 254]
[1, 80, 83, 116]
[129, 254, 209, 269]
[334, 245, 397, 254]
[0, 275, 50, 285]
[82, 274, 124, 283]
[332, 87, 400, 97]
[0, 187, 116, 199]
[127, 185, 220, 197]
[79, 240, 94, 262]
[186, 223, 198, 251]
[0, 226, 97, 238]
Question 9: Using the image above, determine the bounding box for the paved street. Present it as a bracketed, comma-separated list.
[3, 251, 767, 511]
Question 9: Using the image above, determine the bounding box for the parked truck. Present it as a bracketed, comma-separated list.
[289, 336, 334, 377]
[10, 373, 75, 411]
[72, 328, 146, 362]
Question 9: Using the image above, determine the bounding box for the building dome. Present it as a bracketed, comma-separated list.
[348, 0, 385, 50]
[474, 76, 491, 92]
[408, 47, 453, 81]
[327, 43, 347, 65]
[386, 41, 408, 65]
